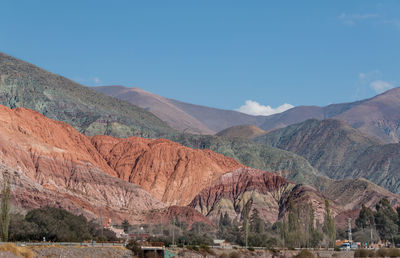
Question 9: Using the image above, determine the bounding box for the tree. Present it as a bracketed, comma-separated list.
[249, 209, 264, 234]
[355, 205, 375, 230]
[375, 199, 398, 243]
[219, 212, 231, 229]
[397, 207, 400, 232]
[122, 219, 130, 233]
[0, 175, 11, 241]
[8, 214, 39, 241]
[323, 200, 336, 247]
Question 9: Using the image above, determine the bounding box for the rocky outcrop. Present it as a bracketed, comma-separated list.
[189, 168, 339, 224]
[189, 168, 400, 225]
[0, 106, 165, 222]
[0, 105, 241, 222]
[90, 135, 242, 205]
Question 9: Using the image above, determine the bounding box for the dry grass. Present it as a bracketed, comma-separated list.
[0, 243, 35, 258]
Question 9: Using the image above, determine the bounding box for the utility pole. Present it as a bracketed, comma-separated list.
[99, 210, 103, 239]
[245, 218, 249, 249]
[348, 218, 352, 242]
[172, 217, 175, 246]
[370, 228, 373, 246]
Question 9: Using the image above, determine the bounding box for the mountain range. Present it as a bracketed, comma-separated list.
[0, 53, 174, 138]
[1, 52, 400, 230]
[95, 85, 400, 143]
[1, 104, 398, 227]
[255, 119, 400, 194]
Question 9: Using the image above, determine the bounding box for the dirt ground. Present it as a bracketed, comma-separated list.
[0, 245, 132, 258]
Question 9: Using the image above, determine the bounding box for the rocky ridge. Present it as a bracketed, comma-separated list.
[0, 105, 241, 222]
[255, 119, 400, 194]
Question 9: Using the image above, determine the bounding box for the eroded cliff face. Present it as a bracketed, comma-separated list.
[0, 105, 241, 222]
[189, 168, 341, 225]
[90, 136, 242, 205]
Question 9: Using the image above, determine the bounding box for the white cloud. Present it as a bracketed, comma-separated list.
[370, 80, 394, 93]
[235, 100, 294, 116]
[93, 77, 102, 84]
[339, 13, 379, 26]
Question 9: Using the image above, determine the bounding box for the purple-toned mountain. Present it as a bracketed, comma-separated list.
[93, 86, 267, 134]
[189, 168, 400, 227]
[95, 85, 400, 143]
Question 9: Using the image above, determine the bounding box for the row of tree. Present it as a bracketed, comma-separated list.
[354, 198, 400, 244]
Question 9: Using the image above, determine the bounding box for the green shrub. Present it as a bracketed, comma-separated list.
[247, 247, 255, 251]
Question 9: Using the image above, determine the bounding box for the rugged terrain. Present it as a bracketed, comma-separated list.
[91, 135, 242, 205]
[0, 105, 240, 222]
[189, 168, 400, 226]
[0, 105, 165, 222]
[0, 53, 175, 138]
[255, 119, 400, 194]
[0, 54, 341, 192]
[0, 105, 399, 228]
[189, 168, 339, 225]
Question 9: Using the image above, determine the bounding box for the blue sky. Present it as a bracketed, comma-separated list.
[1, 1, 399, 115]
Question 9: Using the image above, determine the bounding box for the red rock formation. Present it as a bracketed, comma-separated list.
[0, 105, 241, 223]
[189, 168, 341, 224]
[0, 106, 165, 222]
[90, 135, 242, 205]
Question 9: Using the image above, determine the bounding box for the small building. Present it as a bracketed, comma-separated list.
[213, 239, 232, 249]
[108, 226, 127, 239]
